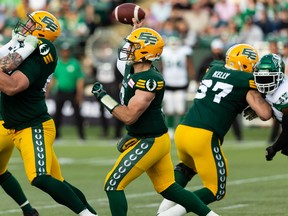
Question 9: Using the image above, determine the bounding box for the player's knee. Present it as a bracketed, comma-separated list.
[0, 170, 11, 185]
[174, 163, 197, 181]
[31, 175, 49, 188]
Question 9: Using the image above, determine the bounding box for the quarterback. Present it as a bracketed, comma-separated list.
[157, 44, 272, 215]
[0, 11, 97, 216]
[253, 53, 288, 160]
[92, 18, 219, 216]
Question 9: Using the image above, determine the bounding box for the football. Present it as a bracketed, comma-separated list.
[112, 3, 146, 25]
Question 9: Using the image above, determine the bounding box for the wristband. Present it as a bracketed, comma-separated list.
[16, 44, 35, 60]
[100, 94, 119, 113]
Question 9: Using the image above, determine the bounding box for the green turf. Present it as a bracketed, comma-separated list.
[1, 126, 287, 216]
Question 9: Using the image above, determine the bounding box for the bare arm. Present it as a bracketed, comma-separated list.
[0, 70, 29, 96]
[246, 90, 272, 121]
[112, 89, 155, 125]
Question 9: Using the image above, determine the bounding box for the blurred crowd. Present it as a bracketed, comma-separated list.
[0, 0, 288, 79]
[145, 0, 288, 50]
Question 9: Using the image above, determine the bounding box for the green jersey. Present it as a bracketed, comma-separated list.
[182, 61, 256, 139]
[53, 57, 84, 92]
[121, 64, 167, 137]
[1, 38, 57, 130]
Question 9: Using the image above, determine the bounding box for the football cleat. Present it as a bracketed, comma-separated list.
[23, 208, 39, 216]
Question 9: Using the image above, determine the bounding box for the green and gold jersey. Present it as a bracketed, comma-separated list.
[121, 64, 167, 137]
[1, 38, 57, 130]
[182, 61, 256, 139]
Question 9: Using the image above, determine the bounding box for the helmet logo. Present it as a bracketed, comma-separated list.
[242, 48, 257, 60]
[138, 32, 158, 45]
[272, 54, 282, 69]
[146, 79, 157, 91]
[42, 16, 58, 32]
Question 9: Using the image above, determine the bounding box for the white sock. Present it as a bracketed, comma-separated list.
[206, 210, 219, 216]
[78, 208, 98, 216]
[157, 204, 187, 216]
[157, 199, 177, 214]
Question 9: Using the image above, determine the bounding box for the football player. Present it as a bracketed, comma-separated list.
[253, 53, 288, 160]
[160, 34, 194, 138]
[157, 44, 272, 215]
[0, 11, 97, 216]
[91, 18, 219, 216]
[0, 30, 39, 216]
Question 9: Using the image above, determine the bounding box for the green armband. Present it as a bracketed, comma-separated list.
[100, 94, 119, 113]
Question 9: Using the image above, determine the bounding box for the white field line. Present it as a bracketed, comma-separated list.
[1, 174, 288, 215]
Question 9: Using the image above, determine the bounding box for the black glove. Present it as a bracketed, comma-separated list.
[91, 82, 107, 100]
[266, 146, 276, 161]
[243, 106, 258, 121]
[91, 82, 119, 113]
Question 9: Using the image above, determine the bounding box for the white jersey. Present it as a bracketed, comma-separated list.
[265, 77, 288, 122]
[161, 45, 192, 88]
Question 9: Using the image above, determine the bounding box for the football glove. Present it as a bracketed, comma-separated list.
[12, 30, 26, 43]
[92, 82, 107, 100]
[243, 106, 258, 121]
[16, 35, 38, 60]
[91, 82, 119, 113]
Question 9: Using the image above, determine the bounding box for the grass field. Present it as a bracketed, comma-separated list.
[1, 125, 288, 216]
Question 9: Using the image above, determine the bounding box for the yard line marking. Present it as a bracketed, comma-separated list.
[0, 174, 285, 215]
[220, 204, 249, 210]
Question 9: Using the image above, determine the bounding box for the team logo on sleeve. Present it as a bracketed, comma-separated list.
[146, 79, 157, 91]
[39, 43, 54, 64]
[136, 79, 164, 91]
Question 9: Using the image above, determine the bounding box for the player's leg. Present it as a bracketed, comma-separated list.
[13, 119, 97, 215]
[0, 122, 39, 215]
[53, 91, 66, 139]
[163, 90, 176, 138]
[174, 90, 187, 124]
[149, 133, 217, 216]
[104, 135, 168, 216]
[175, 125, 227, 204]
[70, 92, 85, 140]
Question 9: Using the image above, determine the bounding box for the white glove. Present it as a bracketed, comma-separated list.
[16, 35, 38, 60]
[0, 30, 23, 58]
[12, 30, 26, 43]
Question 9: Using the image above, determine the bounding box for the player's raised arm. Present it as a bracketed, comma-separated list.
[0, 35, 38, 74]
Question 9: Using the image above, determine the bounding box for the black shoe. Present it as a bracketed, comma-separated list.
[23, 208, 39, 216]
[266, 146, 276, 161]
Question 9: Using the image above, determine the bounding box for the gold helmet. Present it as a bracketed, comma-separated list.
[14, 10, 61, 42]
[118, 27, 164, 63]
[225, 44, 259, 73]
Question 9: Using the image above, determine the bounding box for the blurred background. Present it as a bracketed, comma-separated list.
[0, 0, 288, 141]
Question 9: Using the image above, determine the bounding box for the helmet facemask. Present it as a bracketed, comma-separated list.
[14, 19, 37, 38]
[254, 53, 285, 94]
[118, 40, 142, 64]
[254, 71, 284, 94]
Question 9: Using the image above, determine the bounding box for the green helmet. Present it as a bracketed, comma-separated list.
[253, 53, 285, 94]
